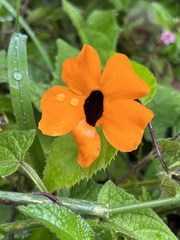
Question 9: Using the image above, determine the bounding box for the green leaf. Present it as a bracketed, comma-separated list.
[0, 147, 18, 177]
[0, 95, 13, 113]
[0, 130, 36, 176]
[28, 228, 58, 240]
[19, 204, 95, 240]
[0, 50, 7, 83]
[58, 179, 101, 201]
[131, 61, 157, 105]
[144, 140, 180, 181]
[110, 0, 131, 10]
[150, 56, 173, 85]
[7, 32, 45, 177]
[7, 33, 38, 130]
[86, 10, 120, 39]
[0, 205, 12, 224]
[43, 129, 117, 191]
[97, 181, 177, 240]
[0, 129, 36, 161]
[62, 1, 88, 43]
[158, 139, 180, 159]
[30, 83, 50, 111]
[90, 223, 114, 240]
[158, 172, 180, 198]
[86, 10, 120, 46]
[152, 2, 172, 28]
[146, 85, 180, 140]
[62, 1, 120, 66]
[84, 10, 120, 65]
[0, 231, 5, 240]
[66, 179, 102, 201]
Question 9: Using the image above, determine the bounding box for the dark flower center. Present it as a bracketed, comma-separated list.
[84, 90, 104, 126]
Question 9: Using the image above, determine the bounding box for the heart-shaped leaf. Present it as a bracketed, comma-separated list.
[0, 130, 36, 176]
[97, 181, 177, 240]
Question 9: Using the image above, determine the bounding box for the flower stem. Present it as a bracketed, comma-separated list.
[110, 196, 180, 215]
[148, 121, 170, 174]
[148, 122, 180, 181]
[19, 161, 47, 192]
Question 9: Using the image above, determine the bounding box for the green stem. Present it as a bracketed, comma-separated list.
[120, 179, 160, 188]
[7, 33, 45, 177]
[0, 0, 53, 71]
[0, 191, 180, 218]
[110, 197, 180, 215]
[0, 219, 41, 233]
[19, 161, 47, 192]
[15, 0, 21, 32]
[0, 191, 109, 218]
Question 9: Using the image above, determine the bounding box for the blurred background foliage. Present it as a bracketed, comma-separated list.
[0, 0, 180, 84]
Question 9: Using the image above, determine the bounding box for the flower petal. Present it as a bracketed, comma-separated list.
[38, 86, 85, 136]
[100, 54, 150, 102]
[72, 119, 101, 168]
[62, 45, 101, 96]
[100, 100, 154, 152]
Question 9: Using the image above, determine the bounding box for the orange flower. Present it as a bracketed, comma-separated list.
[39, 45, 154, 168]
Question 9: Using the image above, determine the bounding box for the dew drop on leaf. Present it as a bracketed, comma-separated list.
[13, 71, 23, 81]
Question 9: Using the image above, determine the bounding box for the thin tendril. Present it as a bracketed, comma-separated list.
[32, 192, 63, 206]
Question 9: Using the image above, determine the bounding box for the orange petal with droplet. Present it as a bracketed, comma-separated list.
[72, 119, 101, 168]
[39, 86, 85, 136]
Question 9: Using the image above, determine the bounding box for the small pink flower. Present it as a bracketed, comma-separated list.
[160, 31, 175, 45]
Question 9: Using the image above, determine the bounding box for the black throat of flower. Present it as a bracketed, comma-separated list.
[84, 90, 104, 127]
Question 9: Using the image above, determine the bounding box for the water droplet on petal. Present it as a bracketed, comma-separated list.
[70, 97, 79, 106]
[56, 92, 66, 102]
[13, 71, 23, 81]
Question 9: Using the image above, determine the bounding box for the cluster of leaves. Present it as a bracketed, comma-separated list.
[0, 0, 180, 239]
